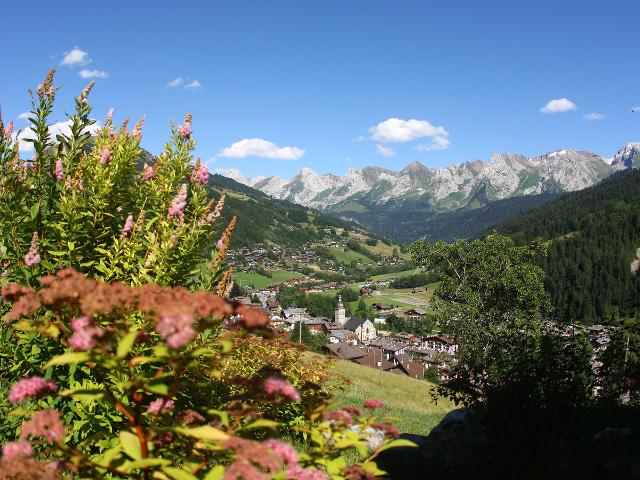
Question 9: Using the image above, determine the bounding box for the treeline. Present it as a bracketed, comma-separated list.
[495, 170, 640, 323]
[389, 271, 438, 289]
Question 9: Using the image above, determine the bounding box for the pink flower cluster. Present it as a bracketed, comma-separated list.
[9, 376, 57, 403]
[286, 467, 328, 480]
[146, 398, 174, 414]
[142, 165, 154, 180]
[100, 147, 110, 165]
[364, 399, 384, 409]
[69, 316, 105, 351]
[2, 440, 32, 459]
[20, 409, 65, 444]
[168, 184, 187, 221]
[324, 409, 354, 425]
[121, 215, 133, 238]
[190, 162, 208, 185]
[54, 160, 64, 181]
[24, 232, 41, 267]
[264, 439, 298, 468]
[262, 377, 300, 402]
[155, 312, 195, 349]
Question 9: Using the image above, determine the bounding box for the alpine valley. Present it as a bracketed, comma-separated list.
[220, 142, 640, 243]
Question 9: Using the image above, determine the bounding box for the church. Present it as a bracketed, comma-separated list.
[332, 295, 377, 344]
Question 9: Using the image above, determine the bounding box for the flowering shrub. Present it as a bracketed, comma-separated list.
[0, 270, 411, 479]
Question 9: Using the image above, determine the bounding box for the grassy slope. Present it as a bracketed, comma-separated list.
[331, 359, 454, 435]
[327, 247, 373, 264]
[234, 270, 303, 289]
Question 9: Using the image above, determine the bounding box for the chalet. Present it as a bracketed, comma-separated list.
[283, 307, 308, 319]
[325, 342, 367, 361]
[372, 303, 392, 312]
[327, 329, 358, 344]
[369, 337, 410, 362]
[421, 335, 458, 355]
[373, 317, 387, 325]
[397, 360, 426, 379]
[403, 308, 426, 319]
[360, 286, 373, 296]
[411, 286, 427, 293]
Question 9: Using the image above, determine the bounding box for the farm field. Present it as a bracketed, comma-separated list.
[234, 270, 304, 289]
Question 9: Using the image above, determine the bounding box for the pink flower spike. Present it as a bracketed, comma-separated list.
[121, 215, 134, 238]
[24, 232, 41, 267]
[364, 399, 384, 409]
[9, 377, 57, 403]
[69, 316, 105, 351]
[142, 165, 154, 180]
[179, 123, 191, 139]
[155, 313, 195, 349]
[147, 398, 174, 414]
[168, 184, 187, 221]
[263, 377, 300, 402]
[100, 147, 110, 165]
[217, 239, 224, 249]
[190, 162, 208, 185]
[54, 159, 64, 181]
[2, 440, 32, 459]
[4, 121, 14, 138]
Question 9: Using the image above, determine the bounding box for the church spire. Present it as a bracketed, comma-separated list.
[335, 295, 346, 326]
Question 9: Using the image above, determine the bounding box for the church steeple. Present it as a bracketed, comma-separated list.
[335, 295, 346, 326]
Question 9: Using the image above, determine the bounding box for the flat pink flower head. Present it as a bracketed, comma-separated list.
[100, 147, 110, 165]
[69, 316, 105, 351]
[264, 439, 298, 468]
[263, 377, 300, 402]
[364, 399, 384, 409]
[147, 398, 174, 414]
[190, 162, 208, 185]
[20, 409, 65, 444]
[2, 440, 32, 459]
[9, 377, 57, 404]
[155, 313, 196, 349]
[54, 159, 64, 181]
[24, 232, 41, 267]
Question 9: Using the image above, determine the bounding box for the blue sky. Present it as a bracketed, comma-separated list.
[2, 0, 639, 179]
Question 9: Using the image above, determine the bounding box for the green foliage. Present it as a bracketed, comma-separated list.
[291, 322, 328, 353]
[0, 270, 403, 479]
[388, 271, 437, 289]
[600, 316, 640, 405]
[495, 169, 640, 323]
[383, 314, 434, 336]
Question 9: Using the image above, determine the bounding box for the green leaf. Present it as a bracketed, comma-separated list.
[30, 203, 39, 220]
[127, 458, 171, 470]
[145, 378, 170, 395]
[120, 431, 142, 460]
[203, 466, 224, 480]
[163, 467, 198, 480]
[242, 419, 279, 430]
[372, 438, 417, 455]
[117, 328, 139, 359]
[175, 425, 228, 441]
[44, 351, 90, 368]
[59, 388, 105, 401]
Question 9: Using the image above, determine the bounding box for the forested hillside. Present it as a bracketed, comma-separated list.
[495, 170, 640, 323]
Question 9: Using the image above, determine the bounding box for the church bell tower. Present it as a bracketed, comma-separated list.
[335, 295, 346, 326]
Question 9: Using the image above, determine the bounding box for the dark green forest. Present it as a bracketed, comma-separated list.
[495, 170, 640, 323]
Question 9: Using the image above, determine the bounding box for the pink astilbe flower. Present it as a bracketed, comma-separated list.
[146, 398, 174, 414]
[24, 233, 41, 267]
[263, 377, 301, 402]
[285, 467, 328, 480]
[371, 423, 400, 438]
[20, 409, 65, 444]
[179, 113, 192, 140]
[142, 164, 154, 180]
[217, 238, 224, 249]
[69, 316, 105, 351]
[9, 377, 57, 403]
[168, 184, 187, 221]
[190, 160, 208, 185]
[2, 441, 32, 459]
[54, 159, 64, 181]
[99, 147, 110, 165]
[4, 120, 13, 138]
[264, 439, 298, 467]
[155, 313, 195, 349]
[121, 215, 133, 238]
[364, 399, 384, 409]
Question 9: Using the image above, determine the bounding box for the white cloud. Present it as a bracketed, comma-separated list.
[376, 144, 395, 157]
[184, 80, 202, 91]
[414, 136, 451, 151]
[166, 77, 184, 88]
[368, 117, 450, 151]
[17, 112, 30, 121]
[631, 106, 640, 113]
[14, 120, 101, 153]
[583, 112, 605, 121]
[354, 135, 366, 142]
[79, 69, 108, 79]
[540, 98, 577, 114]
[60, 47, 91, 67]
[219, 138, 305, 160]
